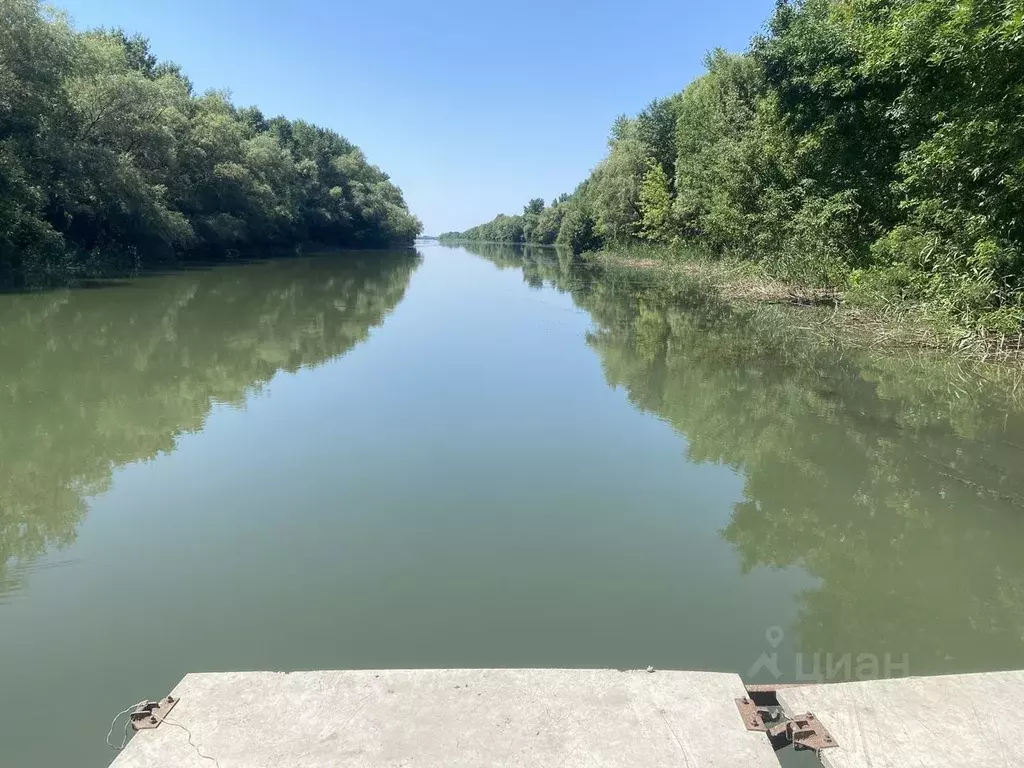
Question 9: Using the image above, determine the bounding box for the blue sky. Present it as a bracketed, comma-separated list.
[57, 0, 776, 235]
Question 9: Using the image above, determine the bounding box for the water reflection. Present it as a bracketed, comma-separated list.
[458, 241, 1024, 678]
[0, 252, 420, 599]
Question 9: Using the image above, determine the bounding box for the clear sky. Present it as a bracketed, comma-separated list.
[56, 0, 776, 235]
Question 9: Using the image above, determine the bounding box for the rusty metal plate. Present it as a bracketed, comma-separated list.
[736, 699, 838, 753]
[735, 697, 768, 731]
[788, 713, 838, 752]
[131, 696, 178, 730]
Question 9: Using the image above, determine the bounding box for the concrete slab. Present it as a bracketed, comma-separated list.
[109, 668, 780, 768]
[777, 670, 1024, 768]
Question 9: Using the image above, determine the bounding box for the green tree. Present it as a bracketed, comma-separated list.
[590, 121, 647, 243]
[0, 0, 420, 288]
[442, 0, 1024, 329]
[635, 96, 681, 182]
[556, 204, 601, 255]
[532, 204, 565, 245]
[523, 198, 545, 216]
[637, 160, 674, 243]
[673, 50, 765, 250]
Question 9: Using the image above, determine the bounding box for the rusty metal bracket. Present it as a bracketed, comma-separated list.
[736, 697, 769, 731]
[787, 713, 837, 752]
[735, 698, 838, 753]
[130, 696, 178, 730]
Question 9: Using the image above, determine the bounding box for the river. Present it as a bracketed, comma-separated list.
[2, 242, 1024, 766]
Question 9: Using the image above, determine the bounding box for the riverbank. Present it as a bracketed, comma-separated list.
[1, 4, 420, 291]
[586, 247, 1024, 364]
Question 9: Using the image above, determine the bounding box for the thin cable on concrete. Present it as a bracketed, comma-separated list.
[162, 718, 222, 768]
[106, 701, 146, 751]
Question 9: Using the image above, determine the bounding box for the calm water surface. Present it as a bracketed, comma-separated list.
[2, 243, 1024, 766]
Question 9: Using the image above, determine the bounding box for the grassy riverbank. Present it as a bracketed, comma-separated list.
[587, 245, 1024, 363]
[443, 0, 1024, 339]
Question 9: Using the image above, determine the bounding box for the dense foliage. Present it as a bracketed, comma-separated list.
[0, 0, 420, 287]
[443, 0, 1024, 331]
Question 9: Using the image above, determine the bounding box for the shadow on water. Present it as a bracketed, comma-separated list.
[0, 247, 421, 295]
[0, 250, 421, 600]
[454, 241, 1024, 680]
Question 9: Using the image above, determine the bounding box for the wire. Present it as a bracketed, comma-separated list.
[162, 718, 222, 767]
[106, 701, 146, 751]
[106, 700, 221, 766]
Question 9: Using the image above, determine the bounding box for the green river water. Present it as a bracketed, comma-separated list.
[2, 242, 1023, 766]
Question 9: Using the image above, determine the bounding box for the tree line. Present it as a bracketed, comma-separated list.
[442, 0, 1024, 332]
[0, 0, 421, 287]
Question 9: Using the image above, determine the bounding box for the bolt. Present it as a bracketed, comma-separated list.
[149, 716, 158, 725]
